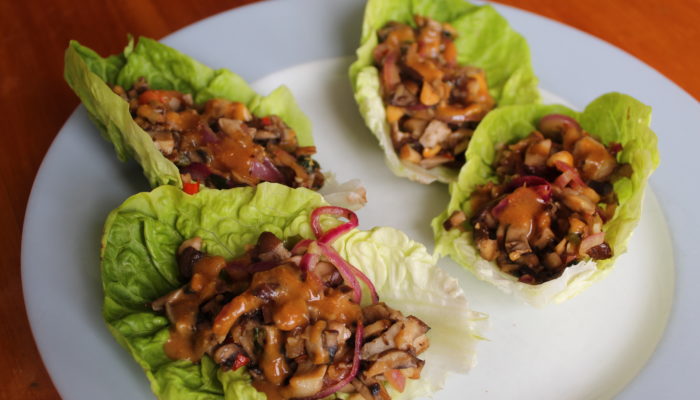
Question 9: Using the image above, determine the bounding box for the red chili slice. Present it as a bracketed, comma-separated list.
[183, 181, 199, 195]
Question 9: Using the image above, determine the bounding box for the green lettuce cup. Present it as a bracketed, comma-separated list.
[102, 183, 485, 399]
[349, 0, 540, 184]
[64, 37, 313, 189]
[432, 93, 660, 307]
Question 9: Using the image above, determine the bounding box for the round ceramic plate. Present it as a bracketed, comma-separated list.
[22, 0, 698, 399]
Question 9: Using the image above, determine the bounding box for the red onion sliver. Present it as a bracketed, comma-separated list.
[579, 232, 605, 256]
[199, 124, 219, 144]
[180, 162, 212, 182]
[299, 321, 364, 400]
[554, 161, 585, 188]
[538, 114, 581, 135]
[506, 175, 550, 192]
[318, 242, 362, 303]
[553, 169, 574, 188]
[291, 239, 313, 255]
[505, 175, 552, 202]
[310, 206, 358, 240]
[491, 196, 510, 218]
[250, 158, 285, 183]
[347, 263, 379, 304]
[318, 223, 356, 245]
[300, 252, 319, 274]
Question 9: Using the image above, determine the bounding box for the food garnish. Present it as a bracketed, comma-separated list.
[153, 206, 429, 399]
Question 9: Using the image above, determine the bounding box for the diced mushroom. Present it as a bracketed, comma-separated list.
[260, 326, 290, 385]
[399, 144, 422, 164]
[212, 343, 243, 366]
[504, 225, 533, 261]
[363, 350, 424, 379]
[364, 319, 392, 339]
[543, 252, 563, 269]
[443, 210, 467, 231]
[524, 139, 552, 167]
[305, 320, 330, 365]
[218, 118, 246, 136]
[573, 136, 617, 181]
[362, 303, 401, 324]
[394, 316, 430, 351]
[177, 243, 204, 279]
[419, 155, 452, 169]
[391, 122, 410, 147]
[178, 237, 202, 254]
[280, 364, 329, 399]
[254, 232, 291, 263]
[285, 329, 306, 359]
[402, 118, 428, 139]
[231, 318, 262, 363]
[389, 84, 416, 107]
[361, 321, 402, 360]
[150, 287, 185, 313]
[327, 321, 352, 344]
[559, 188, 597, 215]
[153, 132, 175, 156]
[419, 119, 451, 149]
[137, 104, 165, 124]
[323, 329, 340, 361]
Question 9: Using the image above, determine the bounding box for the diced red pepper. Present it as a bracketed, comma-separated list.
[138, 90, 182, 105]
[232, 353, 250, 370]
[183, 181, 200, 195]
[261, 116, 272, 126]
[384, 369, 406, 392]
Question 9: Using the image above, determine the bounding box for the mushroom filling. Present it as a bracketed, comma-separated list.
[374, 15, 495, 170]
[112, 77, 324, 190]
[444, 114, 631, 284]
[153, 208, 430, 400]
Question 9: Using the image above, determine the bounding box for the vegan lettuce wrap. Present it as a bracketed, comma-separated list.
[432, 93, 659, 307]
[349, 0, 540, 184]
[65, 38, 365, 208]
[102, 183, 485, 399]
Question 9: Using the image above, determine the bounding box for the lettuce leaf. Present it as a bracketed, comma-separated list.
[64, 37, 314, 189]
[432, 92, 659, 307]
[101, 183, 485, 399]
[349, 0, 540, 184]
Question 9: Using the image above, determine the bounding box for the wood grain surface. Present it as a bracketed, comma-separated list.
[1, 0, 698, 399]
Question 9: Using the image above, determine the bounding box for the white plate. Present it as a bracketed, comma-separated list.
[21, 0, 698, 399]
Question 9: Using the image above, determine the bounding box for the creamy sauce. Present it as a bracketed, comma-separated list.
[213, 263, 361, 340]
[497, 187, 544, 234]
[211, 129, 264, 186]
[164, 256, 227, 361]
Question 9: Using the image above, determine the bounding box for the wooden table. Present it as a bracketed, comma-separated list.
[2, 0, 698, 398]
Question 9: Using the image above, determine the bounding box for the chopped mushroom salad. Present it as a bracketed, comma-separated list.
[113, 78, 324, 190]
[444, 114, 628, 284]
[375, 15, 494, 171]
[154, 206, 430, 400]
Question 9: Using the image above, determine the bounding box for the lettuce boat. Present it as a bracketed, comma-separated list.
[101, 183, 485, 399]
[349, 0, 540, 184]
[432, 93, 659, 307]
[65, 38, 365, 208]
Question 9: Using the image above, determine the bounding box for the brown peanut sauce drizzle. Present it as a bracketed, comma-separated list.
[153, 228, 431, 400]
